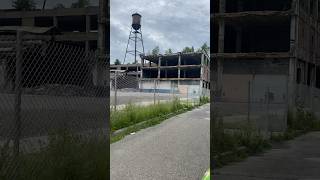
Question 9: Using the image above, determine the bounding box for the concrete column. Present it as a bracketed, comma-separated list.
[158, 56, 161, 79]
[85, 15, 91, 53]
[22, 17, 34, 26]
[288, 0, 299, 112]
[53, 16, 58, 27]
[200, 53, 204, 80]
[215, 0, 226, 97]
[216, 20, 225, 97]
[178, 53, 181, 79]
[165, 60, 167, 78]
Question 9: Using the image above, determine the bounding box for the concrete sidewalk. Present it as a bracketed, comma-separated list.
[110, 104, 210, 180]
[214, 132, 320, 180]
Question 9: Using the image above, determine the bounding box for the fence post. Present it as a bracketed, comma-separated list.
[187, 87, 189, 106]
[14, 30, 23, 156]
[114, 71, 118, 111]
[154, 79, 156, 105]
[266, 87, 270, 133]
[248, 81, 251, 123]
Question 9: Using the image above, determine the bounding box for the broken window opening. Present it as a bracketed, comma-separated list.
[57, 15, 86, 32]
[181, 55, 201, 65]
[160, 69, 178, 78]
[143, 69, 157, 78]
[160, 57, 179, 66]
[90, 15, 98, 31]
[0, 18, 21, 26]
[34, 17, 53, 27]
[225, 22, 290, 53]
[181, 68, 201, 78]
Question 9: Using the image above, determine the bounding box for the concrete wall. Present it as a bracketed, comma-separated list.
[222, 74, 288, 103]
[251, 75, 288, 104]
[139, 80, 209, 96]
[222, 74, 252, 102]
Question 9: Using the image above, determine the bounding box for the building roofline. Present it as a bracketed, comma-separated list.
[0, 6, 99, 18]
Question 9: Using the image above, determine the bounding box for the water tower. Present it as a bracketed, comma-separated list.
[123, 13, 145, 64]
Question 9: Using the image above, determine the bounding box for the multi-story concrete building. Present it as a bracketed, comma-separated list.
[0, 6, 98, 51]
[213, 0, 320, 116]
[140, 51, 210, 96]
[0, 6, 107, 90]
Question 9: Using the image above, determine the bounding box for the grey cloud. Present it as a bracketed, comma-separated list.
[110, 0, 210, 63]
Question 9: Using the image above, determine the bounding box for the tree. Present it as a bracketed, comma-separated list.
[54, 3, 65, 9]
[71, 0, 90, 8]
[165, 48, 173, 54]
[152, 46, 160, 55]
[12, 0, 36, 10]
[197, 42, 210, 53]
[114, 59, 121, 65]
[182, 46, 194, 53]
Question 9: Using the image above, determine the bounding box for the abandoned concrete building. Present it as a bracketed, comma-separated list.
[213, 0, 320, 116]
[0, 6, 99, 51]
[139, 51, 210, 96]
[0, 6, 109, 92]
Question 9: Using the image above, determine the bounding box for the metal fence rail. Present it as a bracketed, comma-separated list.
[110, 71, 209, 111]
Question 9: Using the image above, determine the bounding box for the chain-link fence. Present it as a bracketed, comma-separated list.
[110, 71, 210, 111]
[214, 78, 288, 136]
[0, 33, 108, 179]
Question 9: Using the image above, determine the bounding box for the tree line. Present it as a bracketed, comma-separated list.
[114, 42, 210, 65]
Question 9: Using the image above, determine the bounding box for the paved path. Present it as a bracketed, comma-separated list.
[214, 132, 320, 180]
[110, 104, 210, 180]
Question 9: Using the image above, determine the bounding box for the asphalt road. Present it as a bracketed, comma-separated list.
[214, 131, 320, 180]
[110, 104, 210, 180]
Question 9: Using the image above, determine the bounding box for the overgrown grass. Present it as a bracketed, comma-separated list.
[199, 96, 210, 105]
[111, 98, 194, 132]
[212, 125, 271, 167]
[213, 104, 320, 168]
[0, 131, 108, 180]
[271, 106, 320, 142]
[287, 107, 320, 132]
[111, 96, 210, 142]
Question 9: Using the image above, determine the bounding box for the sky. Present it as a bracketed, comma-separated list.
[0, 0, 210, 64]
[110, 0, 210, 64]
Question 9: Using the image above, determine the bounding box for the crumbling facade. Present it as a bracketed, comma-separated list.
[140, 51, 210, 96]
[0, 7, 98, 51]
[213, 0, 320, 116]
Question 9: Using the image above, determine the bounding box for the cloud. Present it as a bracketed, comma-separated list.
[0, 0, 210, 64]
[110, 0, 210, 63]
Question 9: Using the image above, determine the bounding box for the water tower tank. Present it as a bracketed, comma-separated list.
[132, 13, 141, 30]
